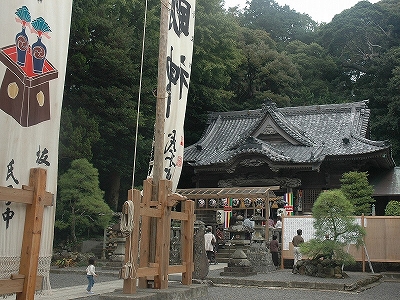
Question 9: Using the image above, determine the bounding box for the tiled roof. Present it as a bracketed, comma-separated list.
[184, 100, 393, 168]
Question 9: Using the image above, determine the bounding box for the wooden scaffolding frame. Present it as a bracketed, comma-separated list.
[0, 168, 53, 300]
[122, 178, 195, 294]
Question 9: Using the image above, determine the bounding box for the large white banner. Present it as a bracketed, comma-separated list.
[148, 0, 196, 191]
[0, 0, 72, 289]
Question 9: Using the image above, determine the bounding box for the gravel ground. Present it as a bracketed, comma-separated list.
[47, 266, 400, 300]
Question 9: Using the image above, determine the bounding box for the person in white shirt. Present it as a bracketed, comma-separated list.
[275, 216, 282, 228]
[86, 258, 97, 294]
[204, 227, 216, 263]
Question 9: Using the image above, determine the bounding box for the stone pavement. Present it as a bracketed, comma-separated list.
[7, 263, 395, 300]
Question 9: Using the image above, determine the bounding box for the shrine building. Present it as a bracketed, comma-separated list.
[179, 100, 398, 223]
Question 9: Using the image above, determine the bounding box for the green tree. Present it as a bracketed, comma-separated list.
[385, 200, 400, 216]
[243, 0, 317, 44]
[230, 28, 301, 108]
[64, 0, 156, 209]
[283, 40, 346, 105]
[58, 107, 100, 172]
[340, 171, 375, 215]
[300, 189, 365, 265]
[56, 159, 113, 246]
[185, 0, 243, 144]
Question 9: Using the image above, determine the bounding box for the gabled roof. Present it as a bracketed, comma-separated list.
[184, 100, 394, 170]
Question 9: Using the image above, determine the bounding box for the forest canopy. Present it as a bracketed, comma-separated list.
[61, 0, 400, 210]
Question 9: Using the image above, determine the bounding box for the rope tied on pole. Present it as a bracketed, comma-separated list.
[119, 200, 136, 279]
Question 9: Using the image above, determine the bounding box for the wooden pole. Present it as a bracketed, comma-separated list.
[181, 200, 194, 285]
[16, 168, 47, 300]
[154, 180, 172, 289]
[362, 213, 365, 272]
[153, 0, 168, 185]
[149, 0, 170, 265]
[138, 179, 153, 288]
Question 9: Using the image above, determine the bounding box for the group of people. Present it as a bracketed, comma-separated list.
[205, 222, 304, 271]
[269, 228, 304, 270]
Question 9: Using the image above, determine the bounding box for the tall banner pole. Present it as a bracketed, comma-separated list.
[148, 0, 196, 192]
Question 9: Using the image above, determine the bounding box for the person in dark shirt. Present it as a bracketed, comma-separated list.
[292, 229, 304, 272]
[269, 234, 279, 269]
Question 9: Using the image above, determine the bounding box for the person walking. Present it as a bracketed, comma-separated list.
[86, 257, 98, 294]
[292, 229, 304, 273]
[269, 234, 280, 269]
[204, 227, 216, 263]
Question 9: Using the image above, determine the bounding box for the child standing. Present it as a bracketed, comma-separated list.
[86, 258, 97, 294]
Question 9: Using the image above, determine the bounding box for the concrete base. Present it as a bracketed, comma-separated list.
[98, 283, 208, 300]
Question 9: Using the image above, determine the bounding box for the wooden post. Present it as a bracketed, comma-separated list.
[149, 0, 170, 269]
[154, 180, 172, 289]
[361, 214, 365, 272]
[16, 168, 47, 300]
[138, 179, 153, 288]
[181, 199, 194, 285]
[265, 194, 270, 242]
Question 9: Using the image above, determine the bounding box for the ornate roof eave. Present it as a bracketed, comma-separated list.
[257, 102, 315, 146]
[191, 158, 323, 174]
[323, 148, 395, 169]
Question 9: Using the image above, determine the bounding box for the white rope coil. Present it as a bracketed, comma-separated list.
[120, 200, 134, 236]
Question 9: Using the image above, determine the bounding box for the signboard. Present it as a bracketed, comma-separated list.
[0, 1, 73, 289]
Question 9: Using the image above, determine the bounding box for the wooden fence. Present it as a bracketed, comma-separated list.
[281, 215, 400, 267]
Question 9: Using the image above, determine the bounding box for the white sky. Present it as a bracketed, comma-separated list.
[225, 0, 381, 23]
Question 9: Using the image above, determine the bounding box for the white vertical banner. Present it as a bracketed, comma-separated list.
[0, 0, 73, 289]
[163, 0, 196, 191]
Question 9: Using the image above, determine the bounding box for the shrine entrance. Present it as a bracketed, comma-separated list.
[176, 186, 280, 240]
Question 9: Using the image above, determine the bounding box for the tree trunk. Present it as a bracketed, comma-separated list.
[71, 205, 77, 249]
[106, 171, 121, 211]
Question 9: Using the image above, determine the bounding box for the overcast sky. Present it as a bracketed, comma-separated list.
[224, 0, 381, 23]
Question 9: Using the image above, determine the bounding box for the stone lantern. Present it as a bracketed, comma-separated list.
[220, 215, 256, 276]
[251, 211, 266, 242]
[247, 209, 276, 273]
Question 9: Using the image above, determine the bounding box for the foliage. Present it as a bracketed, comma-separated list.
[60, 0, 400, 211]
[385, 200, 400, 216]
[300, 189, 365, 265]
[340, 171, 375, 215]
[185, 0, 243, 145]
[64, 0, 156, 209]
[243, 0, 317, 43]
[55, 159, 113, 245]
[230, 28, 301, 108]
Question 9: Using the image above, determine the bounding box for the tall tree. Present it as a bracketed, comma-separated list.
[340, 171, 375, 216]
[184, 0, 243, 145]
[283, 40, 347, 105]
[56, 159, 113, 246]
[243, 0, 317, 44]
[231, 27, 301, 108]
[63, 0, 156, 209]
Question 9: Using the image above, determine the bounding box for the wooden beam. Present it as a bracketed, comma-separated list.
[16, 168, 47, 300]
[140, 206, 162, 218]
[0, 185, 53, 206]
[170, 211, 188, 221]
[0, 276, 43, 295]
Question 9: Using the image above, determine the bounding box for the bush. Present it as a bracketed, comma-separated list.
[300, 189, 365, 267]
[385, 200, 400, 216]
